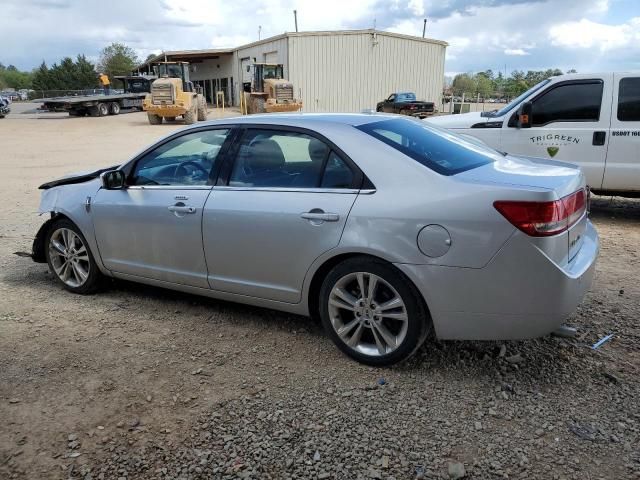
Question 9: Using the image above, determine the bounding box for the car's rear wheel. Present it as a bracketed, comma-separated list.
[319, 257, 431, 366]
[45, 219, 102, 294]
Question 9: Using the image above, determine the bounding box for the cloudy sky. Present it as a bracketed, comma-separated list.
[2, 0, 639, 76]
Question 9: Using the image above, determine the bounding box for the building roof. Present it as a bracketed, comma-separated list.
[139, 48, 234, 69]
[138, 29, 447, 69]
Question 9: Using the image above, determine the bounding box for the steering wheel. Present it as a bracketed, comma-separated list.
[174, 160, 209, 181]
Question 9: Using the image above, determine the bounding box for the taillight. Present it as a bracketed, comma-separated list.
[494, 189, 586, 237]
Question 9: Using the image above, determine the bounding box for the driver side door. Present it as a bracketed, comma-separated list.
[383, 94, 396, 113]
[92, 128, 232, 287]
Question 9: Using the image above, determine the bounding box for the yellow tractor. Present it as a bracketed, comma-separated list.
[244, 63, 302, 114]
[143, 61, 207, 125]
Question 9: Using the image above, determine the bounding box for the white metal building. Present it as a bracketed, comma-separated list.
[143, 29, 447, 113]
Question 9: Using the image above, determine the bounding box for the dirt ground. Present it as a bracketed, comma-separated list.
[0, 104, 638, 480]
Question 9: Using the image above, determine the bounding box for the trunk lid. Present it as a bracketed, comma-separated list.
[457, 154, 585, 198]
[457, 155, 588, 266]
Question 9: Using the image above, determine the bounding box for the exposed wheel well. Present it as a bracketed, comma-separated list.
[307, 253, 430, 323]
[32, 212, 72, 263]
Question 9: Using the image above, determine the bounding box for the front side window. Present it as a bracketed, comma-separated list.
[618, 77, 640, 121]
[531, 81, 603, 126]
[131, 129, 230, 186]
[229, 129, 355, 188]
[357, 118, 500, 175]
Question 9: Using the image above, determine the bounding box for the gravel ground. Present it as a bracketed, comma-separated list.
[0, 105, 639, 479]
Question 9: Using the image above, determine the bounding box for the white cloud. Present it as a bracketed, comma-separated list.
[549, 18, 640, 51]
[1, 0, 639, 75]
[504, 48, 529, 56]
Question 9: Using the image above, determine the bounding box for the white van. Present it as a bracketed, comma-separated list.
[427, 73, 640, 196]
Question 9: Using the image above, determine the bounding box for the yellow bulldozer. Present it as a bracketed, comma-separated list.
[143, 61, 207, 125]
[244, 63, 302, 114]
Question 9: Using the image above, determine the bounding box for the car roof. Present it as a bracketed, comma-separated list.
[195, 112, 400, 129]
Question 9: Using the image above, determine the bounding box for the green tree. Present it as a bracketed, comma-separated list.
[98, 43, 138, 79]
[451, 73, 475, 96]
[32, 61, 51, 91]
[0, 63, 32, 89]
[475, 72, 494, 98]
[74, 55, 98, 89]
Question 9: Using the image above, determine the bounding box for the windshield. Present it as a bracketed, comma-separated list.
[262, 65, 282, 79]
[488, 79, 551, 117]
[357, 118, 503, 175]
[158, 64, 182, 78]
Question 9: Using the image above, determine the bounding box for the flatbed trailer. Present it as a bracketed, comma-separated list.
[34, 92, 147, 117]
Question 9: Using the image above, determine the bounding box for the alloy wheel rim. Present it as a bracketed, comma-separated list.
[328, 272, 408, 356]
[48, 228, 90, 288]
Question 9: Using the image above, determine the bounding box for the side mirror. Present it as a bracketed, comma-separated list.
[516, 101, 532, 128]
[101, 170, 126, 190]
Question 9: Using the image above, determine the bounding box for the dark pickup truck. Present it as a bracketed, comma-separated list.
[376, 92, 435, 118]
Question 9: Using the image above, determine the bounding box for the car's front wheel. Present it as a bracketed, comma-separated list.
[319, 257, 431, 366]
[45, 219, 102, 294]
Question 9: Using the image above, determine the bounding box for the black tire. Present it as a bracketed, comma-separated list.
[197, 95, 207, 121]
[319, 256, 431, 366]
[376, 105, 383, 112]
[253, 97, 266, 114]
[147, 113, 162, 125]
[183, 105, 196, 124]
[88, 106, 100, 117]
[44, 218, 102, 294]
[165, 116, 176, 122]
[97, 102, 109, 117]
[69, 109, 83, 117]
[109, 102, 121, 115]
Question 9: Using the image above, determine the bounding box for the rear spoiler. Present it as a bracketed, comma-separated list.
[39, 165, 120, 190]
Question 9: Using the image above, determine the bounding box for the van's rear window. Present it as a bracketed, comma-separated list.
[356, 118, 501, 175]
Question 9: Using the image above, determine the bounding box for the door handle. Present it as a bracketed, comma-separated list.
[300, 211, 339, 222]
[593, 131, 606, 146]
[168, 205, 196, 214]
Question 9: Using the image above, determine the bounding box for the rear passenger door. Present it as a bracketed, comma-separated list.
[501, 76, 613, 189]
[202, 127, 361, 303]
[602, 75, 640, 191]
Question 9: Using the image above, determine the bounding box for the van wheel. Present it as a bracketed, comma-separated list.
[45, 218, 102, 294]
[319, 257, 431, 366]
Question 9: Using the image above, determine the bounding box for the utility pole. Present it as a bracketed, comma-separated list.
[293, 10, 298, 32]
[422, 18, 427, 38]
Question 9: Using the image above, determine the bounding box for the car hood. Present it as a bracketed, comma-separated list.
[39, 165, 119, 189]
[456, 155, 584, 199]
[425, 112, 487, 128]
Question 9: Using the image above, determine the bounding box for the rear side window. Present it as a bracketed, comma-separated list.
[618, 77, 640, 121]
[356, 118, 500, 176]
[229, 129, 355, 189]
[531, 81, 603, 126]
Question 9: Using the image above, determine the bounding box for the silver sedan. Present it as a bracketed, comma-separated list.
[32, 114, 599, 366]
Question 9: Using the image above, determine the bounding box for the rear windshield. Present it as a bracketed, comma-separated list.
[356, 118, 501, 175]
[396, 92, 416, 102]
